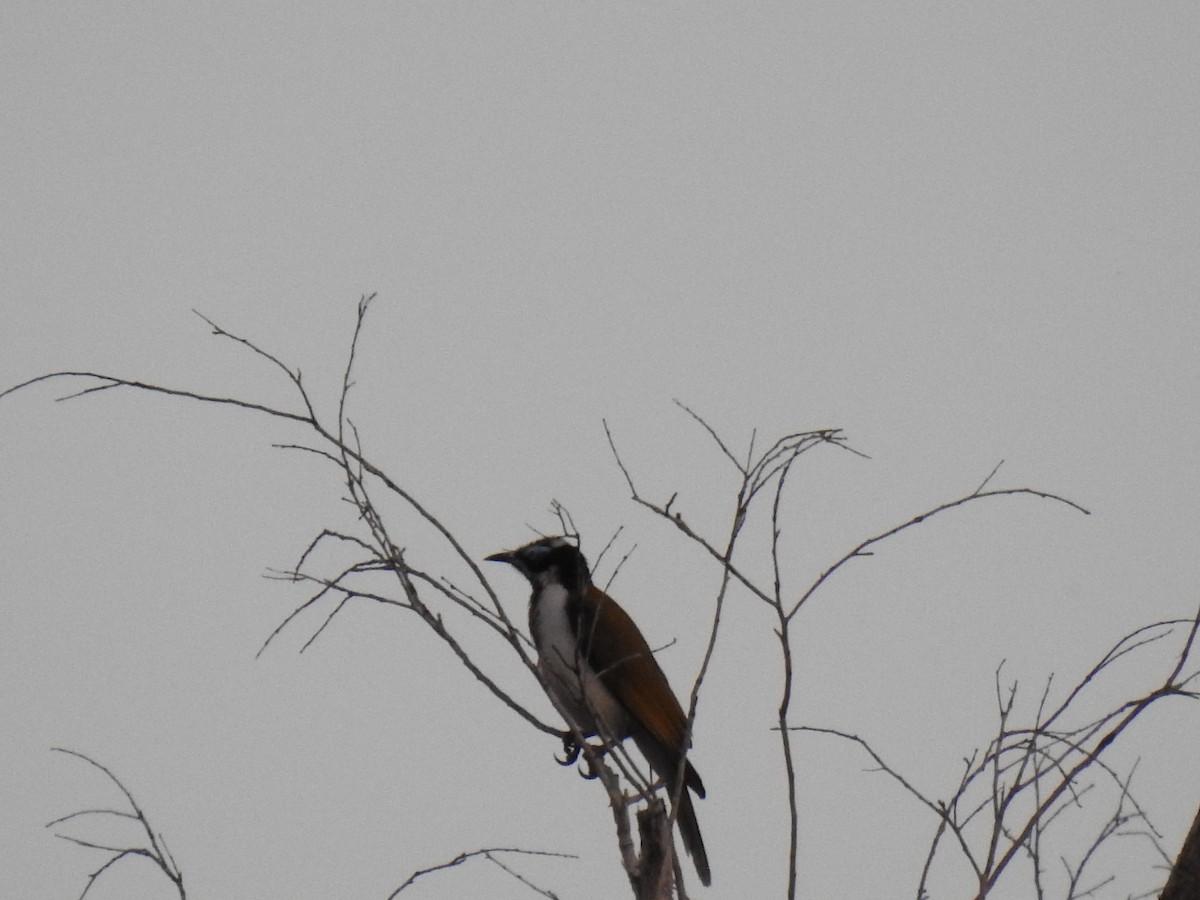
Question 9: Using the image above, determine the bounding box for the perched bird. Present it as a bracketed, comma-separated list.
[486, 535, 711, 887]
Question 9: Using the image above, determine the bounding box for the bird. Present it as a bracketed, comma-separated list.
[486, 535, 711, 887]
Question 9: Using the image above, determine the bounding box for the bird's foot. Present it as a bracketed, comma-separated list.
[555, 734, 582, 767]
[555, 733, 609, 780]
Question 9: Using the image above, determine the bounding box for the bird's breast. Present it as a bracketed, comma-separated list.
[531, 584, 629, 740]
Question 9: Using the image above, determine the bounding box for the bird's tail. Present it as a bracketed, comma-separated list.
[635, 731, 711, 886]
[675, 781, 711, 886]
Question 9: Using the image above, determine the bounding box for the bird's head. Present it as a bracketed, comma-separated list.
[486, 535, 591, 592]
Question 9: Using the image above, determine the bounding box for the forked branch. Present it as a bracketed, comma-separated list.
[796, 601, 1199, 898]
[46, 748, 185, 900]
[387, 846, 575, 899]
[607, 407, 1095, 900]
[3, 298, 552, 738]
[7, 301, 700, 897]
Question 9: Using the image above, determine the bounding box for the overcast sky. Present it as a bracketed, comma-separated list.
[3, 4, 1199, 899]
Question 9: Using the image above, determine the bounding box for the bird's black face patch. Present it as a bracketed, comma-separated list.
[487, 536, 590, 591]
[521, 540, 557, 567]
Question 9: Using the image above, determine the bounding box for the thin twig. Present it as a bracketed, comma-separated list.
[387, 847, 575, 899]
[48, 748, 185, 900]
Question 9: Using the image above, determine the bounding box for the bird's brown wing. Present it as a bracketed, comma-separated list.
[580, 585, 705, 796]
[581, 584, 711, 885]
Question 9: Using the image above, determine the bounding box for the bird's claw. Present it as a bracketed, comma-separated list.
[555, 734, 581, 766]
[555, 734, 604, 780]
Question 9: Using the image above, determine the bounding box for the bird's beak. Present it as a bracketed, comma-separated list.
[485, 550, 515, 565]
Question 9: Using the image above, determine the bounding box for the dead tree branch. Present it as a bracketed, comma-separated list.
[387, 846, 575, 899]
[8, 299, 684, 895]
[796, 601, 1199, 898]
[46, 748, 185, 900]
[607, 406, 1093, 900]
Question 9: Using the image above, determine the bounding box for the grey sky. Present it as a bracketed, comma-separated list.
[3, 4, 1199, 898]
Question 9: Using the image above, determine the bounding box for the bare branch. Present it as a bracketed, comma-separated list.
[387, 847, 575, 899]
[1, 370, 313, 425]
[797, 601, 1200, 899]
[974, 460, 1005, 495]
[20, 303, 1189, 900]
[789, 484, 1090, 621]
[48, 748, 185, 900]
[671, 399, 747, 475]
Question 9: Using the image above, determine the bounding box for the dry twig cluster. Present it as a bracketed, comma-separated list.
[7, 299, 1197, 899]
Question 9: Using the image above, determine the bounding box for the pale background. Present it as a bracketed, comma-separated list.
[3, 3, 1199, 898]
